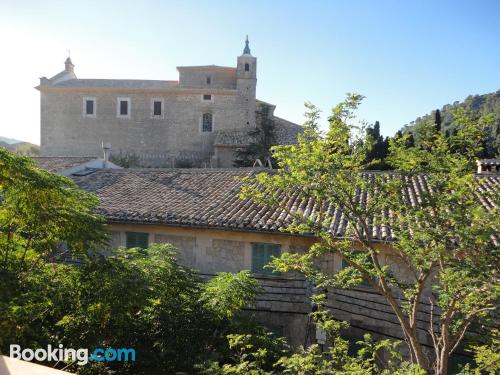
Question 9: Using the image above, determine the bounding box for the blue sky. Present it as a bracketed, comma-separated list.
[1, 0, 499, 144]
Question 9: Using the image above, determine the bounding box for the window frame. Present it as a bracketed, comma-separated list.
[201, 94, 214, 102]
[206, 75, 211, 85]
[82, 96, 96, 118]
[244, 63, 250, 72]
[117, 97, 131, 118]
[150, 97, 164, 119]
[251, 242, 281, 275]
[201, 112, 214, 133]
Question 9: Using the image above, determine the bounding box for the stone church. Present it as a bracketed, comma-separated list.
[37, 38, 302, 167]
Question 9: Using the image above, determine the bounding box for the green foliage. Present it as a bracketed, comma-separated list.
[202, 270, 260, 319]
[200, 331, 290, 374]
[233, 105, 277, 167]
[0, 148, 107, 273]
[364, 120, 390, 170]
[0, 141, 40, 156]
[1, 242, 264, 374]
[201, 304, 423, 375]
[458, 332, 500, 375]
[241, 94, 499, 374]
[401, 90, 500, 157]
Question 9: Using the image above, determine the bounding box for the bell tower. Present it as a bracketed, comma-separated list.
[236, 36, 257, 127]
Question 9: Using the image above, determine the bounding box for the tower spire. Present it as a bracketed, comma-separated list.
[243, 35, 251, 55]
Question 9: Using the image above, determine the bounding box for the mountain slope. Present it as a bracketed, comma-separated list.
[0, 139, 40, 156]
[401, 90, 500, 157]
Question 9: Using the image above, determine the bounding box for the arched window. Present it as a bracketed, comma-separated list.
[244, 63, 249, 72]
[202, 113, 213, 132]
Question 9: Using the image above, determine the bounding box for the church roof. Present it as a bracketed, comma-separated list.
[51, 79, 178, 89]
[71, 169, 499, 242]
[177, 65, 236, 71]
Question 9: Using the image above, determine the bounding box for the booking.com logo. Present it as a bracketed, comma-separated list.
[10, 344, 136, 365]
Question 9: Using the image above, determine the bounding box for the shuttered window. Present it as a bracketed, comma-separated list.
[125, 232, 149, 249]
[251, 243, 281, 275]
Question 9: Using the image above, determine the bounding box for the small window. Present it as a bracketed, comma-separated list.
[83, 97, 96, 117]
[203, 94, 212, 101]
[206, 76, 211, 85]
[202, 112, 213, 132]
[126, 232, 149, 249]
[86, 100, 94, 115]
[120, 101, 128, 115]
[244, 63, 250, 72]
[117, 97, 130, 118]
[153, 101, 162, 116]
[251, 243, 281, 275]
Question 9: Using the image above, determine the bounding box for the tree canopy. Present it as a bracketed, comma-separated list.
[241, 94, 499, 374]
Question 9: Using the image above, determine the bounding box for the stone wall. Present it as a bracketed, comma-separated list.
[178, 68, 237, 89]
[40, 89, 254, 167]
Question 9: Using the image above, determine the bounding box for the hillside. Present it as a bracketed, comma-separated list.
[0, 139, 40, 156]
[401, 90, 500, 157]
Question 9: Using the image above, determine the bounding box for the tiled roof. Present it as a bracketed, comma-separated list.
[72, 169, 500, 242]
[214, 121, 303, 147]
[478, 159, 500, 166]
[52, 79, 178, 89]
[33, 157, 96, 173]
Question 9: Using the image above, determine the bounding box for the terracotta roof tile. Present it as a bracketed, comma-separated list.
[34, 157, 96, 173]
[72, 169, 500, 242]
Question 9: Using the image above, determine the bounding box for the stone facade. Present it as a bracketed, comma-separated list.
[37, 39, 300, 167]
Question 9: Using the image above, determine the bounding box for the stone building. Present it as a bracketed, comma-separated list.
[37, 38, 302, 167]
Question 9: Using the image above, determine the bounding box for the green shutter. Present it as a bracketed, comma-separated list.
[251, 243, 281, 275]
[126, 232, 149, 249]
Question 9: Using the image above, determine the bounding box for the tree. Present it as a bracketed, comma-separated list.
[0, 148, 107, 355]
[240, 95, 499, 374]
[0, 148, 107, 273]
[365, 120, 390, 170]
[233, 105, 276, 167]
[434, 109, 442, 133]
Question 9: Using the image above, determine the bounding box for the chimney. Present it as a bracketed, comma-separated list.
[102, 142, 111, 168]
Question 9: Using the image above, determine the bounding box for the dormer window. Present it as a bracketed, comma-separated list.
[202, 113, 213, 132]
[83, 97, 96, 117]
[206, 76, 211, 85]
[244, 63, 250, 72]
